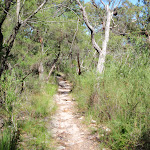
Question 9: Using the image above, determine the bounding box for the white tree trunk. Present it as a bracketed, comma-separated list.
[16, 0, 21, 23]
[76, 0, 113, 74]
[97, 5, 112, 73]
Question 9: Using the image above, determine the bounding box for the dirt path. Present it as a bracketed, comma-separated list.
[51, 76, 99, 150]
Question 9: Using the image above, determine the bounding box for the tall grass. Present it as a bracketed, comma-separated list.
[0, 128, 19, 150]
[18, 83, 57, 149]
[0, 74, 57, 149]
[72, 39, 150, 149]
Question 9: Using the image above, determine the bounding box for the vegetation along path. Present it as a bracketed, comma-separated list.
[50, 75, 99, 150]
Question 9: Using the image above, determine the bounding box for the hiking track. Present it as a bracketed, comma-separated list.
[50, 75, 99, 150]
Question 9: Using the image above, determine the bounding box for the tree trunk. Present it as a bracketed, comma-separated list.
[0, 28, 3, 62]
[16, 0, 21, 23]
[0, 0, 13, 76]
[46, 64, 56, 81]
[97, 5, 112, 73]
[0, 0, 48, 78]
[38, 62, 44, 81]
[46, 44, 61, 81]
[77, 52, 81, 75]
[38, 41, 44, 81]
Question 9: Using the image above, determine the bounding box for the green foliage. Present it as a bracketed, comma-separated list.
[0, 128, 18, 150]
[28, 83, 57, 118]
[0, 70, 19, 113]
[0, 72, 57, 149]
[72, 38, 150, 149]
[72, 71, 97, 111]
[17, 83, 57, 149]
[1, 0, 150, 149]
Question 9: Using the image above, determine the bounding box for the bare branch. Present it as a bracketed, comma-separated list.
[91, 0, 98, 8]
[114, 0, 122, 9]
[20, 0, 26, 13]
[111, 18, 118, 28]
[27, 20, 77, 24]
[100, 0, 106, 8]
[76, 0, 101, 53]
[53, 5, 64, 17]
[91, 0, 104, 21]
[69, 19, 79, 54]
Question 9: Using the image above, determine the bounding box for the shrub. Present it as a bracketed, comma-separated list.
[72, 39, 150, 149]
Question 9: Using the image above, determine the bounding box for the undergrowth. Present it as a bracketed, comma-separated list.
[0, 75, 57, 149]
[18, 83, 57, 149]
[72, 43, 150, 149]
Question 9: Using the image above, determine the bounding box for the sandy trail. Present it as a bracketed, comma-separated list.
[51, 76, 99, 150]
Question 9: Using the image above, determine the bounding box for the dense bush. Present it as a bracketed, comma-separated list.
[0, 73, 57, 149]
[72, 38, 150, 149]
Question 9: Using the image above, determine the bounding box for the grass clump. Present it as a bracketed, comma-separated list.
[0, 128, 19, 150]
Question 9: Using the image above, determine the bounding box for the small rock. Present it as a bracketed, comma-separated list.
[57, 145, 65, 150]
[96, 134, 104, 140]
[78, 116, 84, 120]
[102, 126, 111, 132]
[80, 132, 85, 135]
[91, 119, 96, 123]
[106, 128, 111, 132]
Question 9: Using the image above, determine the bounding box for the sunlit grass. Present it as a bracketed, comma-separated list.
[18, 83, 57, 149]
[72, 49, 150, 149]
[0, 79, 57, 150]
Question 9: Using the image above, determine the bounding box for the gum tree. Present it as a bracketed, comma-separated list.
[76, 0, 122, 73]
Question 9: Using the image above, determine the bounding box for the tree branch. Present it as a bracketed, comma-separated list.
[0, 0, 13, 27]
[76, 0, 101, 54]
[23, 0, 48, 25]
[113, 0, 122, 9]
[69, 19, 79, 56]
[100, 0, 106, 8]
[0, 0, 48, 77]
[91, 0, 98, 8]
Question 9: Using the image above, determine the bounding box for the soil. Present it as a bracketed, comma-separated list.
[50, 75, 99, 150]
